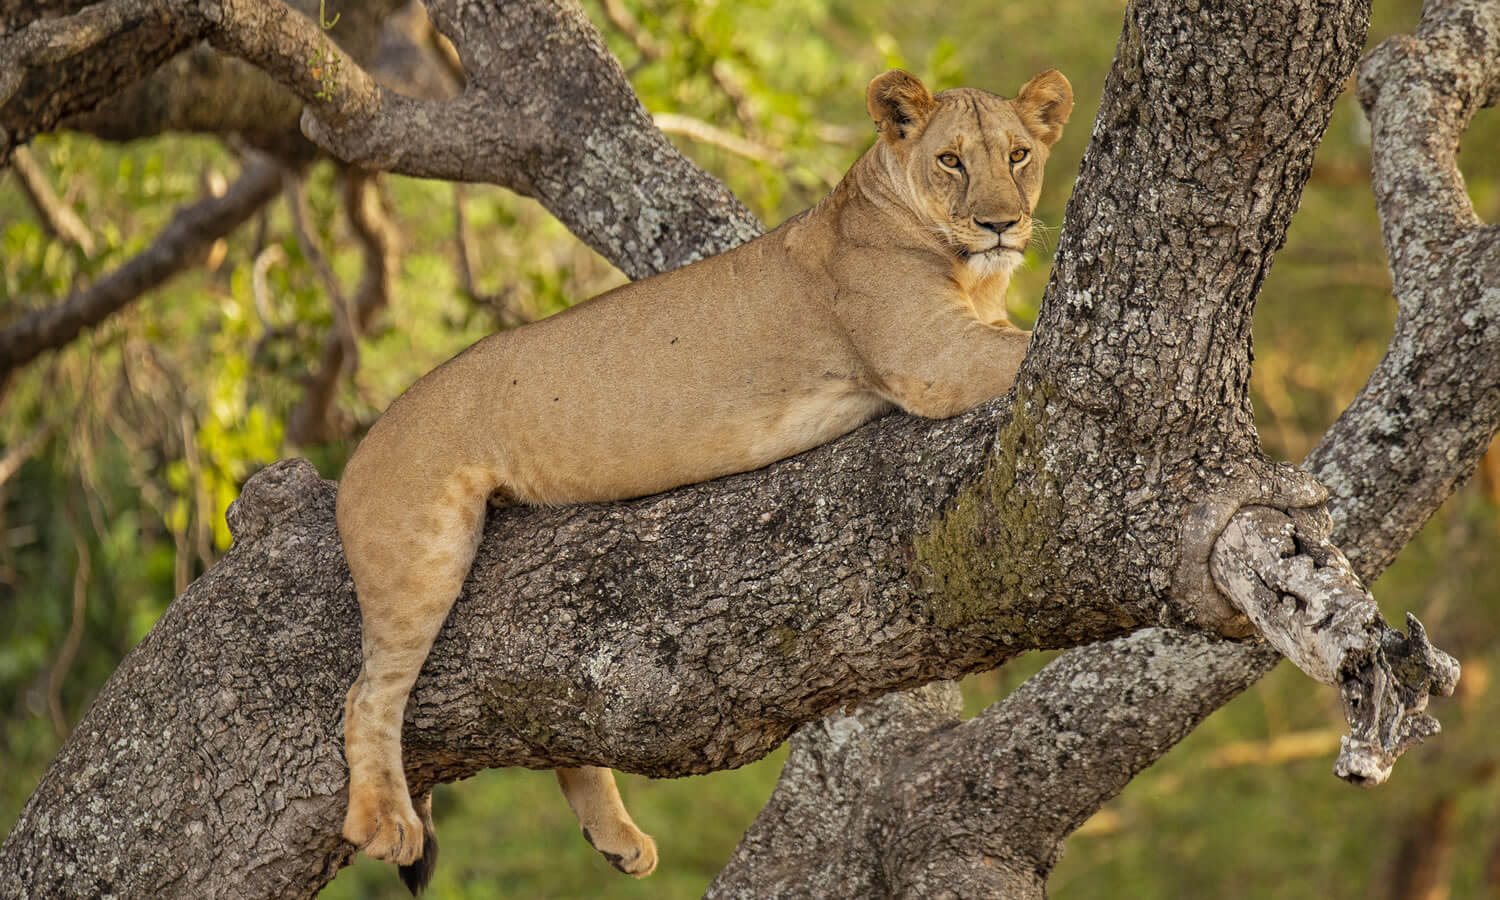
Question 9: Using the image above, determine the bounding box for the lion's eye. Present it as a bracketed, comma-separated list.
[938, 153, 962, 169]
[1010, 148, 1030, 164]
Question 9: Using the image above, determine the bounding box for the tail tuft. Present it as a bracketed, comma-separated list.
[397, 792, 439, 895]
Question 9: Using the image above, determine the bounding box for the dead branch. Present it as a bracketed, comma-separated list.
[0, 153, 284, 380]
[8, 146, 95, 254]
[286, 169, 399, 445]
[1210, 505, 1459, 784]
[284, 171, 356, 354]
[652, 112, 786, 166]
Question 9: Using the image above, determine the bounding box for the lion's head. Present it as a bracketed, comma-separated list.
[866, 68, 1074, 277]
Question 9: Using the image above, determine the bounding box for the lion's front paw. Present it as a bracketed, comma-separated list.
[582, 821, 658, 878]
[344, 789, 425, 866]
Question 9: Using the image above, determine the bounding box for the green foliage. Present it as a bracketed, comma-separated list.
[2, 1, 1499, 897]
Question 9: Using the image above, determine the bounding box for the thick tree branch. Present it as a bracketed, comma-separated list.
[710, 628, 1273, 899]
[718, 0, 1494, 891]
[1, 2, 1495, 898]
[793, 0, 1500, 890]
[3, 0, 759, 278]
[0, 2, 1389, 897]
[0, 153, 284, 379]
[60, 43, 315, 162]
[294, 0, 763, 277]
[1, 0, 433, 161]
[0, 0, 194, 155]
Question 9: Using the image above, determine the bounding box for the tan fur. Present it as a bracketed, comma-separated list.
[336, 68, 1073, 885]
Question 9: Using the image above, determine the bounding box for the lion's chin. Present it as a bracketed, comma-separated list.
[963, 246, 1024, 278]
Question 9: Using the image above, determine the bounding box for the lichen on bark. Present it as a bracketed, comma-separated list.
[913, 379, 1075, 639]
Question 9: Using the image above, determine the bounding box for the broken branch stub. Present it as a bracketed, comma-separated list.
[1209, 505, 1459, 786]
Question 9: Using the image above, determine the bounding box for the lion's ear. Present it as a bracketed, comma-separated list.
[866, 70, 937, 143]
[1015, 69, 1074, 146]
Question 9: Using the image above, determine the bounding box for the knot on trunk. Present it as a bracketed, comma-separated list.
[226, 457, 335, 543]
[1171, 459, 1328, 637]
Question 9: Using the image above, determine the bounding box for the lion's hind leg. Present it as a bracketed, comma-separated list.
[556, 766, 658, 877]
[338, 475, 486, 885]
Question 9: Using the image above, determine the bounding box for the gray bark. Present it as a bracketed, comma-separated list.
[1, 0, 759, 273]
[0, 0, 1495, 899]
[716, 0, 1500, 894]
[0, 0, 416, 161]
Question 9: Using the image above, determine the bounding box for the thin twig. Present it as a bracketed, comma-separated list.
[178, 411, 215, 572]
[9, 146, 95, 255]
[652, 112, 786, 166]
[47, 503, 91, 738]
[284, 171, 358, 367]
[452, 185, 524, 327]
[286, 169, 401, 445]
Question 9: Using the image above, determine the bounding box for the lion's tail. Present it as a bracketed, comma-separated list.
[397, 791, 439, 895]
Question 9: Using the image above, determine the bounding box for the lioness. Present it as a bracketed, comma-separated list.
[337, 67, 1073, 891]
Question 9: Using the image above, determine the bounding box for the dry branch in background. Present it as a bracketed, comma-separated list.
[0, 153, 284, 380]
[286, 170, 402, 445]
[7, 146, 94, 254]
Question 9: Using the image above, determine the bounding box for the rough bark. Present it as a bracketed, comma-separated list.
[1210, 505, 1457, 785]
[709, 627, 1271, 900]
[0, 1, 1496, 899]
[1312, 0, 1500, 576]
[0, 0, 197, 154]
[712, 0, 1500, 894]
[0, 0, 415, 161]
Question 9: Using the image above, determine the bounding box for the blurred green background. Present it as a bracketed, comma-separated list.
[2, 1, 1498, 897]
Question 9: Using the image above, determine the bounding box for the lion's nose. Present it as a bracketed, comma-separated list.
[975, 217, 1021, 235]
